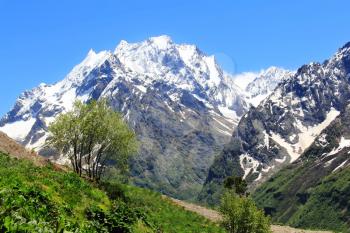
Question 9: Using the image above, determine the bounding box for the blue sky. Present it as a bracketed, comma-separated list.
[1, 0, 350, 116]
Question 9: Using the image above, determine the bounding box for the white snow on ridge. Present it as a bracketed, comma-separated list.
[66, 50, 111, 85]
[239, 153, 260, 179]
[231, 72, 259, 90]
[203, 56, 221, 87]
[230, 67, 294, 107]
[0, 118, 36, 141]
[1, 35, 296, 154]
[271, 108, 340, 162]
[270, 132, 299, 162]
[218, 106, 239, 123]
[333, 160, 348, 173]
[327, 137, 350, 157]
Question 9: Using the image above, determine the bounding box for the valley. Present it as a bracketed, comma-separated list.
[1, 36, 350, 232]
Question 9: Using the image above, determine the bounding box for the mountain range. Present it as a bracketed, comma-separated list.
[0, 35, 291, 199]
[200, 42, 350, 208]
[2, 35, 350, 231]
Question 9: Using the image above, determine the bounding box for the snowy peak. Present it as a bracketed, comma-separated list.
[246, 67, 294, 96]
[115, 35, 173, 53]
[114, 35, 225, 89]
[0, 35, 249, 150]
[231, 67, 294, 107]
[65, 49, 112, 85]
[148, 35, 173, 49]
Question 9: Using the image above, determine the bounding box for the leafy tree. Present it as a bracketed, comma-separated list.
[224, 176, 248, 197]
[220, 192, 271, 233]
[47, 99, 138, 181]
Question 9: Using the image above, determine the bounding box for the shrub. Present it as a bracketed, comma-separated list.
[0, 185, 61, 232]
[220, 192, 271, 233]
[85, 201, 148, 233]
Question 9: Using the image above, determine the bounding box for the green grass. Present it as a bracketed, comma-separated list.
[123, 185, 225, 233]
[0, 151, 224, 232]
[0, 152, 111, 231]
[252, 160, 350, 232]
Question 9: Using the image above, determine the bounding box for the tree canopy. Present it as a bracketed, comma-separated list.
[220, 191, 271, 233]
[224, 176, 248, 197]
[47, 100, 138, 181]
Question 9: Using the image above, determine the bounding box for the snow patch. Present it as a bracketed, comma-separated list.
[275, 156, 287, 163]
[270, 108, 340, 162]
[327, 137, 350, 157]
[239, 154, 260, 179]
[270, 133, 299, 162]
[0, 118, 36, 141]
[218, 106, 239, 123]
[333, 160, 348, 173]
[296, 108, 340, 153]
[232, 72, 259, 90]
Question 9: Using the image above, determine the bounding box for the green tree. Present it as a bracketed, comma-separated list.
[47, 99, 138, 181]
[224, 176, 248, 197]
[220, 192, 271, 233]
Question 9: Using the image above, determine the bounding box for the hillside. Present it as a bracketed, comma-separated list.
[0, 131, 47, 166]
[252, 104, 350, 232]
[0, 144, 223, 232]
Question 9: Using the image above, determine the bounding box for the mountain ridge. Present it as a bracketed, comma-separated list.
[0, 35, 293, 200]
[200, 41, 350, 204]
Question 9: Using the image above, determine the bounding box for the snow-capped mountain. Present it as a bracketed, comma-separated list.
[201, 42, 350, 204]
[0, 35, 251, 199]
[231, 67, 295, 107]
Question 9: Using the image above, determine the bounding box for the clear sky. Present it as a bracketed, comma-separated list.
[1, 0, 350, 116]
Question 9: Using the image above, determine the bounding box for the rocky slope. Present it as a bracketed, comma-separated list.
[200, 42, 350, 204]
[0, 131, 47, 166]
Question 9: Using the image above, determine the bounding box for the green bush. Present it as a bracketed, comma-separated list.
[220, 192, 271, 233]
[0, 185, 61, 232]
[86, 201, 148, 233]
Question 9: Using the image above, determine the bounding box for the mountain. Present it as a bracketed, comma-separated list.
[253, 104, 350, 232]
[0, 35, 251, 199]
[200, 42, 350, 204]
[244, 67, 294, 106]
[231, 67, 294, 107]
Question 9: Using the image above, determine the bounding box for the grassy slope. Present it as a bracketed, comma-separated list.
[125, 186, 224, 233]
[252, 161, 350, 232]
[0, 151, 223, 232]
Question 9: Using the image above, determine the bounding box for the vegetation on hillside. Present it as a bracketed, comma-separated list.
[219, 176, 271, 233]
[253, 161, 350, 232]
[220, 192, 271, 233]
[223, 176, 248, 197]
[47, 100, 138, 181]
[0, 152, 224, 232]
